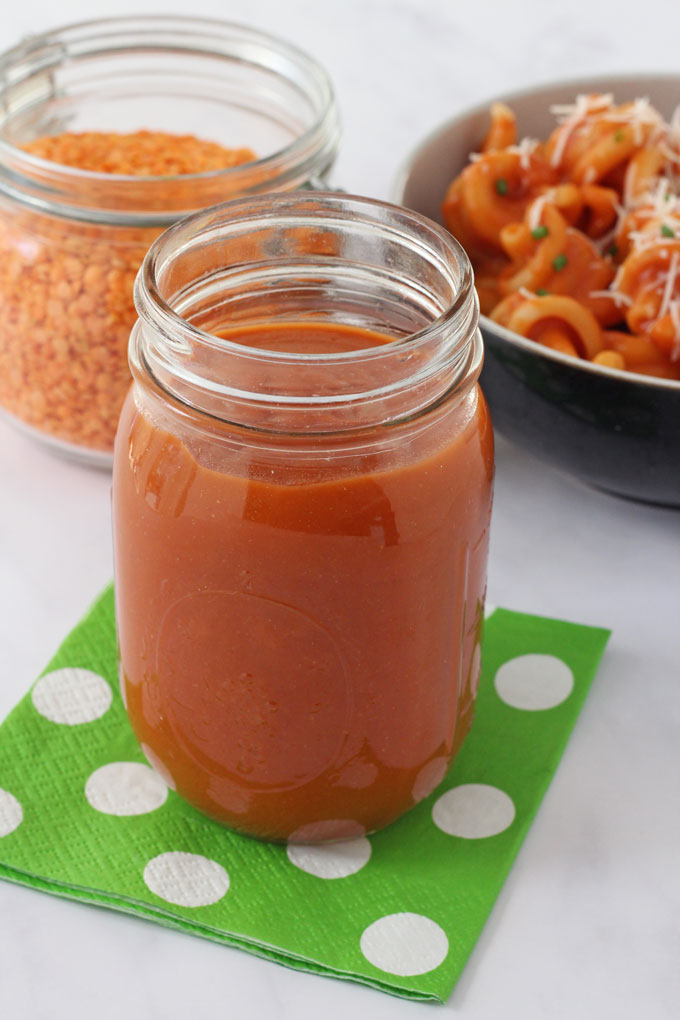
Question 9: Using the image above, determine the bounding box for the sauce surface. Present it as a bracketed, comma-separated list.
[113, 321, 494, 841]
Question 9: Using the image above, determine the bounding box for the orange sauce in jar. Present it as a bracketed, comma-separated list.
[113, 321, 493, 842]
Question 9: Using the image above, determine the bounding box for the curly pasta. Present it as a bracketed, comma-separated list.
[442, 93, 680, 380]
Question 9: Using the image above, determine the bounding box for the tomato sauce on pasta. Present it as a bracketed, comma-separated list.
[442, 94, 680, 379]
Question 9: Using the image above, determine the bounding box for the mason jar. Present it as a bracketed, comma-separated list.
[0, 16, 339, 464]
[112, 192, 494, 843]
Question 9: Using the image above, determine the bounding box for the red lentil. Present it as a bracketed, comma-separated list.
[0, 131, 256, 454]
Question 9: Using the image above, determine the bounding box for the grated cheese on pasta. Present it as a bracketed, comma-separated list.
[605, 97, 664, 145]
[528, 193, 550, 230]
[589, 289, 633, 307]
[549, 93, 614, 167]
[444, 90, 680, 380]
[505, 137, 540, 169]
[669, 300, 680, 360]
[658, 250, 679, 321]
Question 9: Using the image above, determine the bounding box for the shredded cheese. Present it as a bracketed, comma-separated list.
[613, 197, 628, 221]
[470, 136, 538, 170]
[550, 93, 614, 119]
[605, 97, 663, 145]
[589, 289, 633, 307]
[658, 250, 679, 322]
[548, 93, 613, 167]
[628, 228, 661, 252]
[667, 104, 680, 147]
[466, 92, 680, 373]
[528, 192, 552, 230]
[632, 178, 678, 216]
[612, 264, 626, 291]
[658, 143, 680, 166]
[669, 300, 680, 361]
[505, 137, 539, 169]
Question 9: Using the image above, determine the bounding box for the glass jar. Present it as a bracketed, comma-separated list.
[112, 192, 494, 843]
[0, 16, 339, 465]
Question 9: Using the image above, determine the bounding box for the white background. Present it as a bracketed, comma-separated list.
[1, 1, 679, 1017]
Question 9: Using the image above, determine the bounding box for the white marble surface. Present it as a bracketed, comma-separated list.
[2, 0, 680, 1016]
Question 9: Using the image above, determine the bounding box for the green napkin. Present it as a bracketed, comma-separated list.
[0, 586, 609, 1003]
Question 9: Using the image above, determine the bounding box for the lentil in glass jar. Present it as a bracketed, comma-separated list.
[0, 16, 339, 464]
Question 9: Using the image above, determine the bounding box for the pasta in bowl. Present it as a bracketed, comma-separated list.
[393, 74, 680, 507]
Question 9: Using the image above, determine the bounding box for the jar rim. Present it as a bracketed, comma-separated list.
[136, 190, 476, 366]
[0, 15, 340, 222]
[131, 191, 482, 435]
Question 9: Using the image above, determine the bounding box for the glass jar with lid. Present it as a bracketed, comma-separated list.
[0, 16, 339, 464]
[112, 191, 494, 843]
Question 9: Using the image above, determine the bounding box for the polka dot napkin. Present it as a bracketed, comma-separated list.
[0, 587, 609, 1003]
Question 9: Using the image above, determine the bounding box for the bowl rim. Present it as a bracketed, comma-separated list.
[390, 69, 680, 394]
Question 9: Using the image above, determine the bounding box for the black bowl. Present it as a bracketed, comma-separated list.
[392, 73, 680, 507]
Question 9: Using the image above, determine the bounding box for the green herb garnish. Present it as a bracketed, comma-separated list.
[614, 129, 624, 143]
[552, 254, 568, 272]
[606, 242, 619, 257]
[495, 178, 508, 196]
[536, 288, 550, 296]
[531, 225, 549, 239]
[661, 224, 675, 238]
